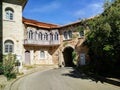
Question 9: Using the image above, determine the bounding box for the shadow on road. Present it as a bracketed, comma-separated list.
[62, 67, 120, 87]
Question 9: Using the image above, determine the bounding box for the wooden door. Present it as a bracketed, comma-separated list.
[25, 51, 30, 65]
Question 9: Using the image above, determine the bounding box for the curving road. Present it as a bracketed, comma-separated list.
[11, 67, 120, 90]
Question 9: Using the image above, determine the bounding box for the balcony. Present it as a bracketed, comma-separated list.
[24, 39, 60, 46]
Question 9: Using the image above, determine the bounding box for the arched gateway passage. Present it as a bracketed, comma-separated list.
[63, 47, 75, 67]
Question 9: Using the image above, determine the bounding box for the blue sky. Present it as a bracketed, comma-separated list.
[23, 0, 105, 25]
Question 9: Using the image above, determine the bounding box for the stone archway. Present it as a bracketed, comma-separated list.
[63, 47, 75, 67]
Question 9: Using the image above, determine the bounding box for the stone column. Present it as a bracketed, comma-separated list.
[30, 50, 34, 65]
[58, 51, 64, 67]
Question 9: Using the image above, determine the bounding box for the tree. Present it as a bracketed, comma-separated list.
[103, 0, 112, 10]
[84, 0, 120, 75]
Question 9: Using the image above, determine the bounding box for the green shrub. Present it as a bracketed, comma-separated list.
[72, 51, 77, 65]
[3, 53, 17, 80]
[0, 62, 3, 75]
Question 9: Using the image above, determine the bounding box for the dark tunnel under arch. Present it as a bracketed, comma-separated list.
[63, 47, 75, 67]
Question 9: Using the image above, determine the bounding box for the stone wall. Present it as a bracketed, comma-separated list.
[24, 45, 56, 65]
[2, 2, 24, 69]
[57, 26, 89, 66]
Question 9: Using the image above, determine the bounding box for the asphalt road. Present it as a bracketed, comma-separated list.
[11, 67, 120, 90]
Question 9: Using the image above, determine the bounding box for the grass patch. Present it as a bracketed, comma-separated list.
[0, 83, 6, 89]
[17, 72, 24, 76]
[24, 65, 36, 70]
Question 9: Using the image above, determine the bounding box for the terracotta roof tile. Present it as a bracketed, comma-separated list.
[23, 15, 97, 29]
[60, 15, 98, 28]
[23, 17, 60, 29]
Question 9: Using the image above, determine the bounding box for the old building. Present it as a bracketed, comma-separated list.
[2, 0, 89, 69]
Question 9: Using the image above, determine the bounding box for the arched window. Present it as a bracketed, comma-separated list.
[40, 51, 45, 59]
[68, 31, 72, 39]
[50, 33, 53, 41]
[35, 31, 38, 40]
[28, 30, 33, 39]
[38, 32, 42, 40]
[44, 33, 48, 40]
[64, 31, 68, 40]
[4, 40, 14, 53]
[5, 7, 14, 20]
[54, 32, 59, 40]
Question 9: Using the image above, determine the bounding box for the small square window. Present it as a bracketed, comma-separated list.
[79, 31, 84, 38]
[40, 51, 45, 59]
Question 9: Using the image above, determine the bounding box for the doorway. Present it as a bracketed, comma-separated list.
[63, 47, 75, 67]
[25, 50, 30, 65]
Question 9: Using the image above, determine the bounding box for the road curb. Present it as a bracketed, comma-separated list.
[5, 66, 56, 90]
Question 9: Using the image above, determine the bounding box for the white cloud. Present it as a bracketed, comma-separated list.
[89, 3, 102, 9]
[28, 1, 61, 13]
[88, 3, 103, 13]
[73, 2, 103, 19]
